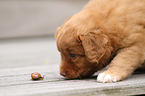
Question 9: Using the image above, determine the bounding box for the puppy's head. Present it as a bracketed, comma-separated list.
[56, 19, 113, 79]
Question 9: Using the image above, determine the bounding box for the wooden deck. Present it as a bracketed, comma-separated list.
[0, 37, 145, 96]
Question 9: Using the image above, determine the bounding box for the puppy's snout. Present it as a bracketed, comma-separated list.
[60, 72, 66, 77]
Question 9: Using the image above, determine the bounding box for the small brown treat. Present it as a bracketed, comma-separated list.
[31, 72, 45, 80]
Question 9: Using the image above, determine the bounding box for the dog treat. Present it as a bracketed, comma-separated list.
[31, 72, 45, 80]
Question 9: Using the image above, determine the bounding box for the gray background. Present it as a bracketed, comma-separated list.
[0, 0, 88, 39]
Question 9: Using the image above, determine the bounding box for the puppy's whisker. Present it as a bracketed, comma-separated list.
[77, 73, 82, 79]
[74, 69, 82, 79]
[81, 68, 92, 78]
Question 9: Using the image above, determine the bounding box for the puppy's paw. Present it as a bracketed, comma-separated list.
[97, 72, 122, 83]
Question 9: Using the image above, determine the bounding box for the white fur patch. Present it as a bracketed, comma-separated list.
[97, 73, 117, 83]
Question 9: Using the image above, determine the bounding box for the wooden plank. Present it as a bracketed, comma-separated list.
[0, 37, 60, 69]
[0, 65, 145, 96]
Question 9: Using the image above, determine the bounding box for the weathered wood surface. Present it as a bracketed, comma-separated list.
[0, 37, 145, 96]
[1, 65, 145, 96]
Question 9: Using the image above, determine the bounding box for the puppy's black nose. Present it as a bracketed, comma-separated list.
[60, 72, 66, 77]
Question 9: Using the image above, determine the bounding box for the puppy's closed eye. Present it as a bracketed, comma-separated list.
[70, 54, 77, 60]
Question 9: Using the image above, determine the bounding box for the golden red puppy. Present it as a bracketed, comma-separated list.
[56, 0, 145, 83]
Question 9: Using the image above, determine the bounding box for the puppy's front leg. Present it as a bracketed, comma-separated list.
[97, 45, 144, 83]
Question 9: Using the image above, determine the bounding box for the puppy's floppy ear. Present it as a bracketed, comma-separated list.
[79, 31, 108, 64]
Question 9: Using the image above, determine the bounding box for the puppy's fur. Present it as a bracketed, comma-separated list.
[56, 0, 145, 82]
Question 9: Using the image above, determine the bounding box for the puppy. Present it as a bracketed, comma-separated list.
[56, 0, 145, 83]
